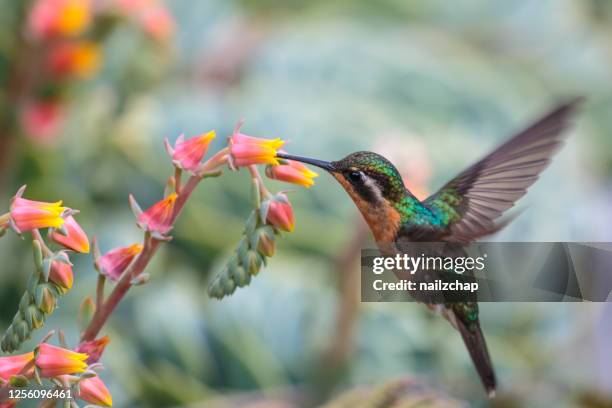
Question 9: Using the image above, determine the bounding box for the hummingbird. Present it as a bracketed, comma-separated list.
[276, 98, 582, 396]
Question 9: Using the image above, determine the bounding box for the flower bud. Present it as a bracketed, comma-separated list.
[265, 194, 295, 232]
[36, 284, 57, 314]
[266, 158, 318, 188]
[49, 261, 74, 292]
[96, 244, 143, 281]
[254, 226, 275, 257]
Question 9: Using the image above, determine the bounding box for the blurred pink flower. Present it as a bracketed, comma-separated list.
[75, 336, 110, 364]
[35, 343, 88, 378]
[28, 0, 92, 40]
[20, 100, 65, 145]
[139, 5, 174, 41]
[46, 41, 101, 79]
[97, 244, 143, 281]
[137, 193, 177, 235]
[266, 194, 294, 232]
[0, 352, 35, 381]
[171, 131, 215, 172]
[51, 215, 90, 253]
[49, 261, 74, 292]
[78, 374, 113, 407]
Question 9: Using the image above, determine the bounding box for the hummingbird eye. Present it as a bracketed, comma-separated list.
[348, 171, 363, 183]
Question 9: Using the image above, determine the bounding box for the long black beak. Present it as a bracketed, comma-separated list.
[276, 153, 335, 172]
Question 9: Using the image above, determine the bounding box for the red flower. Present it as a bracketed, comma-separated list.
[97, 244, 143, 281]
[35, 343, 88, 378]
[51, 215, 90, 253]
[266, 159, 318, 188]
[229, 125, 284, 167]
[171, 131, 215, 172]
[0, 352, 35, 381]
[75, 336, 110, 364]
[10, 196, 67, 232]
[137, 193, 177, 235]
[78, 374, 113, 407]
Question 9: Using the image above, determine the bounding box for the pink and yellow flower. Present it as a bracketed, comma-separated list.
[266, 194, 295, 232]
[229, 127, 284, 167]
[78, 374, 113, 407]
[10, 196, 67, 233]
[266, 159, 318, 188]
[75, 336, 110, 364]
[49, 261, 74, 292]
[35, 343, 88, 378]
[137, 193, 177, 235]
[51, 215, 90, 253]
[46, 41, 101, 79]
[171, 131, 215, 172]
[0, 352, 35, 381]
[28, 0, 92, 40]
[97, 244, 143, 281]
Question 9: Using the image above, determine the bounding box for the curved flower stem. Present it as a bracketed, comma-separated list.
[248, 165, 271, 199]
[79, 160, 224, 342]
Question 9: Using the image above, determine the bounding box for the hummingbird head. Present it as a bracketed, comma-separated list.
[276, 151, 408, 243]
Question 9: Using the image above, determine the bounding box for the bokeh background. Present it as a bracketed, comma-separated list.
[1, 0, 612, 407]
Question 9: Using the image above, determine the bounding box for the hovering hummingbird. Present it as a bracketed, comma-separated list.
[276, 98, 582, 396]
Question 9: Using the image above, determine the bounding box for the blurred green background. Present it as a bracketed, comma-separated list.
[1, 0, 612, 407]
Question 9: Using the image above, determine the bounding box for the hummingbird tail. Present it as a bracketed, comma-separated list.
[455, 316, 497, 397]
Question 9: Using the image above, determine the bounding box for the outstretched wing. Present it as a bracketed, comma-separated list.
[425, 98, 582, 243]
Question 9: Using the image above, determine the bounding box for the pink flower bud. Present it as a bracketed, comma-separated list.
[78, 374, 113, 407]
[266, 194, 295, 232]
[0, 352, 35, 381]
[266, 159, 318, 188]
[20, 100, 65, 145]
[171, 131, 215, 172]
[229, 126, 284, 167]
[28, 0, 92, 40]
[75, 336, 110, 364]
[46, 41, 101, 79]
[35, 343, 88, 378]
[137, 193, 177, 235]
[49, 261, 74, 292]
[50, 215, 90, 253]
[97, 244, 143, 281]
[10, 195, 67, 233]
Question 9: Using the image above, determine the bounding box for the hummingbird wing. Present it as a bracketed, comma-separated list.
[424, 98, 582, 243]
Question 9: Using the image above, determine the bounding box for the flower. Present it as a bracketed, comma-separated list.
[0, 352, 35, 381]
[51, 215, 89, 253]
[137, 193, 177, 235]
[97, 244, 143, 281]
[171, 131, 215, 172]
[265, 194, 295, 232]
[139, 5, 174, 41]
[49, 261, 74, 292]
[229, 126, 284, 167]
[35, 343, 88, 378]
[266, 159, 318, 188]
[75, 336, 110, 364]
[20, 100, 65, 145]
[78, 375, 113, 407]
[46, 41, 101, 79]
[10, 196, 67, 233]
[28, 0, 92, 40]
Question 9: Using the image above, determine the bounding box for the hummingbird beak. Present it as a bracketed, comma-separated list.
[276, 153, 335, 172]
